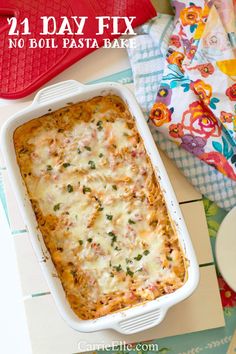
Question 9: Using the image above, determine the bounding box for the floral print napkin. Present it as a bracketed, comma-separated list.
[127, 13, 236, 210]
[150, 0, 236, 181]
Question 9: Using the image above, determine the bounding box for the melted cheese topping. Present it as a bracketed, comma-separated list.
[14, 95, 187, 319]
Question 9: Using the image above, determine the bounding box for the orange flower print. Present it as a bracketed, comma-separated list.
[220, 111, 233, 124]
[190, 80, 212, 105]
[167, 50, 185, 71]
[201, 152, 236, 181]
[197, 63, 214, 78]
[169, 123, 184, 138]
[180, 6, 202, 26]
[226, 84, 236, 101]
[150, 102, 172, 127]
[189, 63, 214, 78]
[182, 101, 221, 139]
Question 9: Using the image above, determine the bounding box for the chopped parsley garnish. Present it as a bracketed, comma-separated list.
[46, 165, 52, 171]
[126, 267, 134, 277]
[88, 160, 96, 169]
[87, 238, 93, 243]
[143, 250, 150, 256]
[106, 214, 113, 221]
[63, 162, 70, 168]
[167, 255, 173, 261]
[111, 236, 117, 246]
[77, 148, 81, 154]
[99, 153, 104, 158]
[115, 246, 121, 251]
[98, 207, 104, 211]
[83, 186, 91, 194]
[128, 218, 135, 224]
[96, 121, 103, 131]
[53, 203, 60, 211]
[134, 254, 143, 261]
[110, 272, 114, 277]
[137, 268, 143, 272]
[108, 231, 117, 246]
[84, 146, 91, 151]
[67, 184, 73, 193]
[79, 240, 83, 245]
[112, 185, 117, 190]
[126, 258, 133, 264]
[114, 264, 122, 272]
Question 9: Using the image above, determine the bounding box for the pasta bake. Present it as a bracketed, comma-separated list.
[14, 95, 187, 320]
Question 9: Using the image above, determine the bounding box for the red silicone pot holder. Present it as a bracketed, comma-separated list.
[0, 0, 156, 99]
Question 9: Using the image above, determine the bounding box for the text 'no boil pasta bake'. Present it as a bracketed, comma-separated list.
[14, 95, 187, 320]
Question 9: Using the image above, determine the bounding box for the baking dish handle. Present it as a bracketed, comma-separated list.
[32, 80, 86, 106]
[114, 307, 167, 334]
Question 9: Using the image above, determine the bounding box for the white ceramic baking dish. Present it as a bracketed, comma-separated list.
[1, 80, 199, 334]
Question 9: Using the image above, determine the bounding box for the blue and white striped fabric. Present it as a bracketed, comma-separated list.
[127, 14, 236, 210]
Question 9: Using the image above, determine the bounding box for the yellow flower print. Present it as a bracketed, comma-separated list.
[190, 80, 212, 105]
[150, 102, 172, 127]
[167, 51, 185, 71]
[180, 6, 202, 26]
